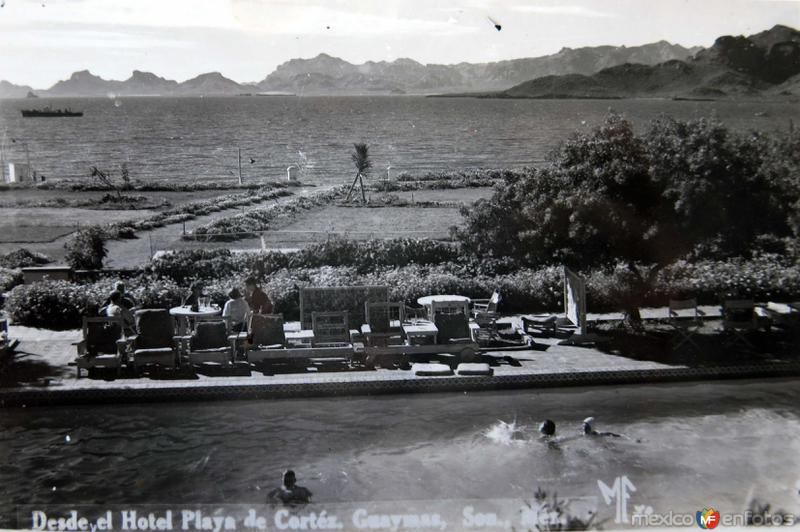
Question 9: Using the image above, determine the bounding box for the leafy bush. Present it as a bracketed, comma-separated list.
[64, 228, 107, 270]
[0, 248, 51, 269]
[0, 267, 23, 293]
[5, 278, 184, 329]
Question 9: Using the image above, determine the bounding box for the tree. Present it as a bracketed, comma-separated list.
[90, 164, 132, 199]
[345, 143, 371, 202]
[64, 228, 107, 270]
[455, 113, 796, 322]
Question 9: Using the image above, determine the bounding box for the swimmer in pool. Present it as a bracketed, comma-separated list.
[268, 470, 313, 504]
[582, 417, 621, 438]
[539, 419, 556, 437]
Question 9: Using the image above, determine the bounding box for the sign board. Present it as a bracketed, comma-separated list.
[563, 267, 587, 336]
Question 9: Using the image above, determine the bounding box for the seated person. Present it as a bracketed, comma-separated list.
[182, 282, 204, 310]
[103, 282, 136, 310]
[222, 288, 250, 333]
[104, 291, 135, 333]
[268, 470, 312, 505]
[245, 277, 273, 315]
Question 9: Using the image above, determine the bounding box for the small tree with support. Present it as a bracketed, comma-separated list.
[345, 143, 371, 202]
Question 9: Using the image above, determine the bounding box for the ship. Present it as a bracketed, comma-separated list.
[21, 106, 83, 117]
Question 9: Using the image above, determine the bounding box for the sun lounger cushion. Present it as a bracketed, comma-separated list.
[412, 362, 453, 376]
[190, 347, 230, 354]
[252, 343, 285, 350]
[456, 363, 493, 376]
[86, 321, 122, 356]
[133, 347, 174, 356]
[191, 321, 228, 350]
[135, 309, 174, 348]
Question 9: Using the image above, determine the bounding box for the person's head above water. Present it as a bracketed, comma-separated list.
[539, 419, 556, 436]
[582, 417, 595, 435]
[282, 470, 296, 489]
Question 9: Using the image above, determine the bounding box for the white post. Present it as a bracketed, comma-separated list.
[237, 148, 243, 185]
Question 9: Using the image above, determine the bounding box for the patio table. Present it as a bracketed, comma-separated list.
[169, 305, 221, 335]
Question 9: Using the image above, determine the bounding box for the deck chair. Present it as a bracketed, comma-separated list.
[756, 302, 800, 331]
[362, 302, 405, 347]
[184, 318, 233, 367]
[75, 316, 125, 378]
[668, 299, 705, 352]
[245, 314, 353, 364]
[311, 311, 350, 347]
[432, 301, 473, 345]
[472, 290, 501, 318]
[722, 299, 758, 349]
[127, 309, 181, 373]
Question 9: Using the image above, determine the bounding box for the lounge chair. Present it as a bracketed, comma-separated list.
[756, 302, 800, 331]
[361, 302, 405, 347]
[247, 312, 354, 367]
[432, 301, 474, 345]
[127, 309, 181, 373]
[668, 299, 705, 352]
[75, 316, 125, 378]
[183, 318, 234, 368]
[472, 290, 500, 318]
[722, 299, 758, 349]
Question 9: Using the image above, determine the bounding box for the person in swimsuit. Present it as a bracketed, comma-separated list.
[268, 470, 312, 504]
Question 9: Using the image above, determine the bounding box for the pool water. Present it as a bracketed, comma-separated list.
[1, 379, 799, 528]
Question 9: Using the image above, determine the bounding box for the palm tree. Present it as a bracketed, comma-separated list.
[345, 143, 371, 202]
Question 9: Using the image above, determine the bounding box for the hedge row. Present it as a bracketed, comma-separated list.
[189, 186, 347, 240]
[8, 254, 800, 329]
[104, 187, 294, 239]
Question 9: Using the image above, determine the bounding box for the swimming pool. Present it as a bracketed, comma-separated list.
[1, 379, 799, 528]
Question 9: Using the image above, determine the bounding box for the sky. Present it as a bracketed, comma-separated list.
[1, 0, 799, 87]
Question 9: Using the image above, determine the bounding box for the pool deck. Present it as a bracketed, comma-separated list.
[3, 309, 800, 407]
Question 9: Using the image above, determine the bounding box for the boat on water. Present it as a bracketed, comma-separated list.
[21, 106, 83, 117]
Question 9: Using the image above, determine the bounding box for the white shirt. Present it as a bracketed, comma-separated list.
[222, 297, 250, 325]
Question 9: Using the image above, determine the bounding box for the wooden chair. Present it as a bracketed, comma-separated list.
[668, 299, 705, 352]
[722, 300, 758, 349]
[127, 309, 181, 373]
[183, 318, 234, 368]
[472, 290, 501, 318]
[75, 316, 125, 378]
[362, 302, 405, 347]
[431, 301, 473, 344]
[311, 311, 350, 347]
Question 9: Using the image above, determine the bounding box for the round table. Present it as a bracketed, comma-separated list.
[169, 306, 221, 335]
[169, 306, 221, 318]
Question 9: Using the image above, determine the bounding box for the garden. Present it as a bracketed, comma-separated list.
[3, 113, 800, 332]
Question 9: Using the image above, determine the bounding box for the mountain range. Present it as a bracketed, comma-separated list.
[0, 40, 700, 98]
[2, 26, 797, 99]
[467, 25, 800, 99]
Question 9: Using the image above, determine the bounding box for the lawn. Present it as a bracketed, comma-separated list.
[372, 186, 495, 203]
[269, 205, 463, 241]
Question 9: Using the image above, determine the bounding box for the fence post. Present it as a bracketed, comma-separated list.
[148, 235, 154, 260]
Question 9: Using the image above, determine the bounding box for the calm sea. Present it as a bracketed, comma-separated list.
[0, 96, 798, 184]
